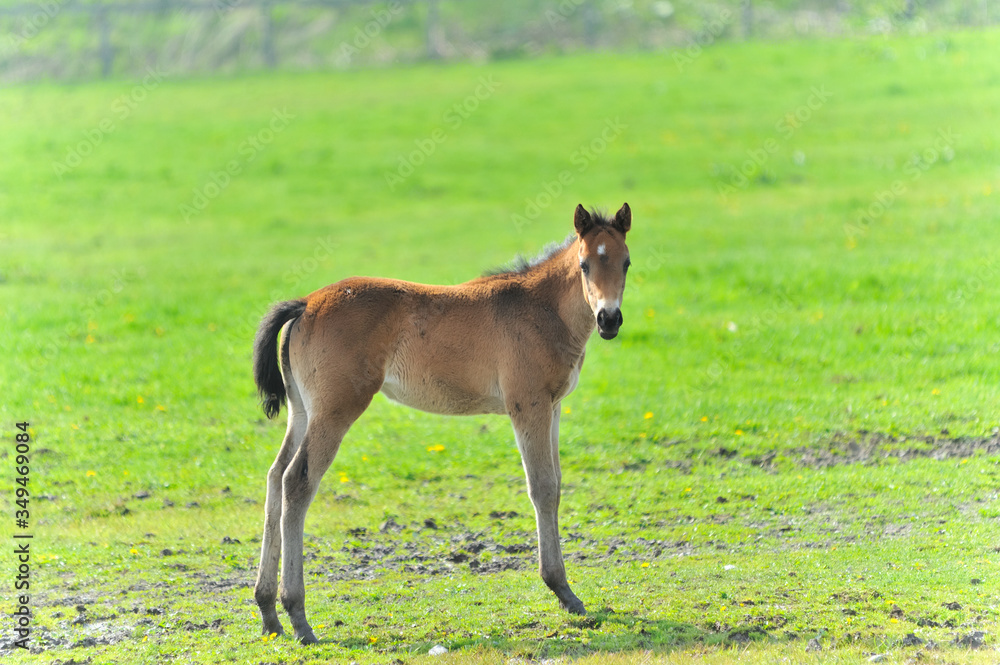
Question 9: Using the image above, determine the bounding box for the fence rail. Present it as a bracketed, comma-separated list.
[1, 0, 448, 79]
[1, 0, 995, 82]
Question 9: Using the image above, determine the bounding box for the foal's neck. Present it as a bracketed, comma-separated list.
[536, 239, 595, 352]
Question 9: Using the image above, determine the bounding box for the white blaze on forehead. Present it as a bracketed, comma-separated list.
[597, 243, 607, 256]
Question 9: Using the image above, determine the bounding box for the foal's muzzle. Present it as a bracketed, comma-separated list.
[596, 308, 623, 340]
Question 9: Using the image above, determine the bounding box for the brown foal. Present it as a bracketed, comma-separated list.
[252, 203, 632, 643]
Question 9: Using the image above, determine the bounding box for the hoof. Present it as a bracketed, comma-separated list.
[261, 616, 285, 637]
[295, 629, 319, 645]
[560, 597, 587, 615]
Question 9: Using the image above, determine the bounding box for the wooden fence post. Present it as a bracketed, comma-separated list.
[426, 0, 445, 59]
[96, 5, 114, 77]
[261, 1, 277, 67]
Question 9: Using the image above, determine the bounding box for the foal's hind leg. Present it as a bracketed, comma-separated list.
[509, 398, 586, 615]
[254, 383, 307, 635]
[279, 405, 368, 644]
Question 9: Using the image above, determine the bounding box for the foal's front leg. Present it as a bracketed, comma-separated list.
[509, 398, 586, 614]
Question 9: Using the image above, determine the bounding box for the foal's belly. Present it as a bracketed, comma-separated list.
[379, 369, 507, 416]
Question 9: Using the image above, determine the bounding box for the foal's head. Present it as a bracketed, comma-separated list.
[574, 203, 631, 340]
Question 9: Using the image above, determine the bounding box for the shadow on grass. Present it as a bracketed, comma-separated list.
[573, 608, 708, 653]
[325, 608, 776, 659]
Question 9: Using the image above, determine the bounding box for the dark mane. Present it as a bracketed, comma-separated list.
[482, 234, 575, 277]
[583, 208, 612, 229]
[483, 207, 619, 277]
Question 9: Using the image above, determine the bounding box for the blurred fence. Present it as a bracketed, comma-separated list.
[0, 0, 995, 81]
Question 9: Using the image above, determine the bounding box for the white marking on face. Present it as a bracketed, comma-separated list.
[597, 243, 607, 257]
[595, 298, 621, 313]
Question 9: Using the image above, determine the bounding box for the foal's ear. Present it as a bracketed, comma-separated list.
[573, 204, 594, 237]
[613, 202, 631, 235]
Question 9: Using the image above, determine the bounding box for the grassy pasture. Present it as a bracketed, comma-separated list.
[1, 28, 1000, 664]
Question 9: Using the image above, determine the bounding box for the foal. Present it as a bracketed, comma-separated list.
[252, 203, 632, 643]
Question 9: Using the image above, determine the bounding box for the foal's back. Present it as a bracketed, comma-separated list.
[287, 271, 567, 419]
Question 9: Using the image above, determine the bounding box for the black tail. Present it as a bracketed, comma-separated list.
[253, 299, 307, 419]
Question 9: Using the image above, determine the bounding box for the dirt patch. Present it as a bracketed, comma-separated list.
[307, 524, 537, 582]
[469, 557, 525, 574]
[0, 615, 136, 655]
[797, 430, 1000, 468]
[488, 510, 520, 520]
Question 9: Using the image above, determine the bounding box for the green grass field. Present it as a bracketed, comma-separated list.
[2, 28, 1000, 664]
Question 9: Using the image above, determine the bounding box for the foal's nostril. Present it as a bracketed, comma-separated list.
[596, 308, 622, 331]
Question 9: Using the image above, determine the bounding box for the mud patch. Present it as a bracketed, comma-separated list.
[182, 618, 225, 632]
[797, 430, 1000, 468]
[309, 523, 536, 582]
[469, 557, 525, 574]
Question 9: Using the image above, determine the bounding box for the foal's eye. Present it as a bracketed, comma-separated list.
[580, 261, 590, 276]
[624, 259, 631, 273]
